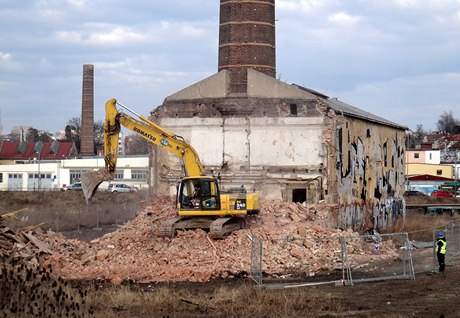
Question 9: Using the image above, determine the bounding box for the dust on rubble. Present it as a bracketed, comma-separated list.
[2, 196, 388, 285]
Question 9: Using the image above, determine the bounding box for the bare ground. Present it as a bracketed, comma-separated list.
[2, 192, 460, 317]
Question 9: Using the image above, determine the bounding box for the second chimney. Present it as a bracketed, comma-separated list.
[80, 64, 95, 156]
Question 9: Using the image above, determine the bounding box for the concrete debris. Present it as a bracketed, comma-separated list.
[2, 198, 394, 284]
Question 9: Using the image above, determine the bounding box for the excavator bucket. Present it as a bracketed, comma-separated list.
[81, 168, 114, 204]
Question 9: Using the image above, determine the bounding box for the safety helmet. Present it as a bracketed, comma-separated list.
[437, 231, 444, 237]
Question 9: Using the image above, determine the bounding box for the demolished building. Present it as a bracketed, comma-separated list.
[147, 0, 407, 230]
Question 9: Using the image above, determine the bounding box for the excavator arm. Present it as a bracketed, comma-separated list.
[81, 98, 204, 203]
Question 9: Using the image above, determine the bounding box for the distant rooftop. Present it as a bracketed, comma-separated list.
[0, 141, 77, 160]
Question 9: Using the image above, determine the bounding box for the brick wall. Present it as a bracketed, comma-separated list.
[219, 0, 276, 93]
[80, 64, 94, 156]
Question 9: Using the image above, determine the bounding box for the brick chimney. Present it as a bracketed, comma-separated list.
[218, 0, 276, 94]
[80, 64, 95, 156]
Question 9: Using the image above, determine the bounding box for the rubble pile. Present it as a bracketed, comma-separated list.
[2, 198, 392, 284]
[0, 216, 51, 265]
[0, 217, 93, 317]
[33, 199, 358, 284]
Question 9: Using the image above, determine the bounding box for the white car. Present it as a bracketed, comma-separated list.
[61, 183, 83, 191]
[107, 183, 135, 193]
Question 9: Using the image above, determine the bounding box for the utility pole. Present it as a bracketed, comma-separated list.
[36, 152, 41, 191]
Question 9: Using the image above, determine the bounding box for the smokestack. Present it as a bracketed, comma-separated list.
[218, 0, 276, 94]
[80, 64, 95, 156]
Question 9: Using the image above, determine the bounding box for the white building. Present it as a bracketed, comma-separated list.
[0, 156, 149, 191]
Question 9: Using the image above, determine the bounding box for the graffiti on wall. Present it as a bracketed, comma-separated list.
[335, 119, 406, 229]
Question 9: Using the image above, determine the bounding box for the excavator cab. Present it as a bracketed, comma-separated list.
[177, 177, 220, 211]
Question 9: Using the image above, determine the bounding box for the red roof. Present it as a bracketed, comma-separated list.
[0, 141, 76, 160]
[407, 174, 454, 182]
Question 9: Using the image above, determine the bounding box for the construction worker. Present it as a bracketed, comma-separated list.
[436, 231, 447, 274]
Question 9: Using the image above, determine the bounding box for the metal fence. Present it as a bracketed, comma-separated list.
[341, 232, 414, 285]
[249, 235, 263, 285]
[248, 235, 348, 288]
[3, 203, 139, 241]
[250, 219, 460, 288]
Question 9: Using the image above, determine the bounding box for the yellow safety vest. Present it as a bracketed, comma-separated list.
[437, 239, 446, 254]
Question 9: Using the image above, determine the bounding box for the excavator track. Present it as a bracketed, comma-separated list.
[159, 216, 246, 239]
[209, 217, 246, 239]
[159, 217, 183, 238]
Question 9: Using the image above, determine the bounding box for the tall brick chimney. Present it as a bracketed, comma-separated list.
[80, 64, 95, 156]
[218, 0, 276, 94]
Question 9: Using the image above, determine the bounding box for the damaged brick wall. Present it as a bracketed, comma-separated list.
[151, 97, 326, 201]
[324, 109, 406, 230]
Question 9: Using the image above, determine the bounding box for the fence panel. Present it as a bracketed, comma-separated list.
[250, 232, 415, 288]
[342, 232, 415, 285]
[249, 235, 346, 288]
[3, 203, 139, 241]
[249, 235, 262, 285]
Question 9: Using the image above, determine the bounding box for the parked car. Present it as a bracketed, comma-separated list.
[431, 190, 453, 198]
[107, 183, 135, 193]
[456, 190, 460, 198]
[403, 190, 425, 197]
[61, 183, 83, 191]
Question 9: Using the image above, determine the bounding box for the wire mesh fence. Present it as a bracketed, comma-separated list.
[250, 219, 460, 288]
[249, 235, 346, 288]
[249, 235, 263, 285]
[3, 203, 139, 241]
[341, 232, 414, 285]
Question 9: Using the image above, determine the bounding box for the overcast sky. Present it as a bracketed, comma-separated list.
[1, 0, 459, 135]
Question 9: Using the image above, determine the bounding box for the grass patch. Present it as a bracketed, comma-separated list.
[383, 212, 457, 241]
[87, 282, 346, 317]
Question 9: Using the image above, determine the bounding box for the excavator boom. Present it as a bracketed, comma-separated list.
[81, 98, 260, 238]
[81, 98, 204, 203]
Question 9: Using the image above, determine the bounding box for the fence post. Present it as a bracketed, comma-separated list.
[340, 236, 353, 285]
[248, 234, 262, 285]
[403, 232, 415, 279]
[75, 209, 81, 234]
[94, 205, 102, 231]
[55, 211, 60, 232]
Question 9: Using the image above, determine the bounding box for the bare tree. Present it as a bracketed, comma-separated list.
[414, 124, 426, 142]
[436, 111, 458, 134]
[93, 120, 104, 154]
[26, 128, 39, 141]
[24, 127, 53, 142]
[64, 117, 82, 151]
[125, 134, 149, 155]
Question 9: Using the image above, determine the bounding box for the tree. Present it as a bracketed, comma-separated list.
[64, 117, 82, 151]
[25, 127, 53, 142]
[125, 134, 149, 155]
[414, 124, 426, 142]
[436, 111, 459, 134]
[62, 117, 105, 154]
[93, 120, 104, 154]
[26, 127, 39, 141]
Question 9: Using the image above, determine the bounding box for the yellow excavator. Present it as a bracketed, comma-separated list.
[81, 98, 260, 238]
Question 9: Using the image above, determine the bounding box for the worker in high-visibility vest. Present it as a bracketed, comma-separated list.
[436, 231, 447, 274]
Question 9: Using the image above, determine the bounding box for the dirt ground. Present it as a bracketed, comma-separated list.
[308, 266, 460, 317]
[2, 192, 460, 317]
[156, 263, 460, 318]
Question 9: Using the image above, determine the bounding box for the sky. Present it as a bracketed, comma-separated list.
[1, 0, 460, 135]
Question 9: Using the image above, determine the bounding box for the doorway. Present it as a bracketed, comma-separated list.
[292, 188, 307, 203]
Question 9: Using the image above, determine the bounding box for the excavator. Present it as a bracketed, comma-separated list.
[81, 98, 260, 238]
